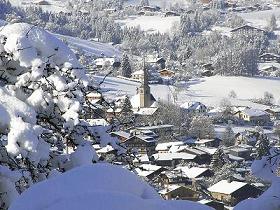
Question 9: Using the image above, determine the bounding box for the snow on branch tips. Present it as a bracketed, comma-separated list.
[0, 23, 122, 209]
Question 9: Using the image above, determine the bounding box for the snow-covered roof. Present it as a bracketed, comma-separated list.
[111, 131, 131, 139]
[228, 154, 245, 162]
[259, 52, 280, 58]
[195, 147, 217, 155]
[87, 119, 109, 126]
[155, 141, 184, 151]
[241, 109, 269, 117]
[208, 180, 248, 195]
[139, 164, 162, 172]
[132, 107, 158, 116]
[132, 70, 144, 75]
[130, 93, 157, 109]
[94, 57, 118, 66]
[174, 167, 209, 179]
[258, 62, 280, 71]
[180, 101, 207, 110]
[152, 153, 196, 161]
[158, 185, 182, 195]
[136, 124, 174, 130]
[96, 145, 115, 154]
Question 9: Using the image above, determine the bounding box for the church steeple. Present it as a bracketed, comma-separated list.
[138, 66, 151, 108]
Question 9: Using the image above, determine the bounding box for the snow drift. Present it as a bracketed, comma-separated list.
[9, 163, 213, 210]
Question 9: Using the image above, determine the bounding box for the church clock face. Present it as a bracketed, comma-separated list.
[140, 89, 144, 93]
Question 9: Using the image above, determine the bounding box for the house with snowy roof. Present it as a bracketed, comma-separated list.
[230, 24, 267, 35]
[94, 57, 120, 68]
[234, 108, 270, 125]
[265, 107, 280, 120]
[145, 55, 166, 69]
[207, 180, 262, 206]
[174, 166, 212, 180]
[159, 185, 200, 201]
[259, 52, 280, 63]
[151, 153, 197, 167]
[180, 101, 207, 114]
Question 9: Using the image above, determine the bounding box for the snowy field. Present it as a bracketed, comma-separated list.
[177, 76, 280, 108]
[95, 75, 280, 109]
[238, 7, 280, 28]
[116, 15, 180, 34]
[93, 76, 174, 103]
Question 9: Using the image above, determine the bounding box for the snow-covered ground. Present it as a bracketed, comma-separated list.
[116, 15, 180, 34]
[238, 7, 280, 29]
[177, 76, 280, 108]
[9, 0, 70, 13]
[125, 0, 190, 8]
[54, 34, 121, 58]
[94, 76, 174, 103]
[95, 75, 280, 109]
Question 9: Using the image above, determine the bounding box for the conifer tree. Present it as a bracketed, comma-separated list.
[121, 54, 132, 78]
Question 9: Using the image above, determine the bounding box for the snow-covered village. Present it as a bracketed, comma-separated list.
[0, 0, 280, 209]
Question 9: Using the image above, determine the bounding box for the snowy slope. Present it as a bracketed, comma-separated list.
[125, 0, 190, 8]
[54, 34, 121, 58]
[116, 15, 180, 34]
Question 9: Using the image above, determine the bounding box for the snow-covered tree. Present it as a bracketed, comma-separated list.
[121, 54, 132, 78]
[222, 122, 235, 147]
[0, 23, 124, 209]
[189, 115, 215, 139]
[268, 14, 277, 32]
[139, 0, 150, 6]
[210, 147, 228, 169]
[256, 134, 270, 158]
[228, 90, 237, 98]
[263, 91, 274, 105]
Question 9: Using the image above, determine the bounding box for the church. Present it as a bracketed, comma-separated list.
[130, 68, 157, 110]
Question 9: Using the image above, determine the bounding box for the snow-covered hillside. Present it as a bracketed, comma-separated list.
[116, 15, 180, 34]
[54, 34, 121, 58]
[9, 0, 70, 13]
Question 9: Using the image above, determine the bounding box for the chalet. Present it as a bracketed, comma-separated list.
[180, 101, 207, 114]
[229, 147, 252, 160]
[234, 108, 270, 125]
[258, 63, 280, 76]
[164, 11, 180, 17]
[135, 124, 174, 137]
[151, 152, 197, 167]
[94, 57, 121, 68]
[207, 180, 262, 206]
[103, 8, 117, 14]
[155, 141, 184, 153]
[174, 166, 212, 179]
[159, 185, 200, 201]
[132, 107, 158, 117]
[111, 131, 131, 143]
[265, 108, 280, 120]
[106, 107, 123, 122]
[185, 138, 221, 148]
[146, 55, 166, 69]
[201, 70, 213, 77]
[230, 25, 266, 35]
[158, 69, 175, 78]
[135, 164, 167, 180]
[34, 0, 50, 5]
[131, 70, 145, 81]
[259, 53, 280, 63]
[158, 170, 191, 186]
[198, 199, 224, 210]
[235, 131, 259, 146]
[169, 146, 212, 164]
[142, 6, 160, 12]
[123, 134, 157, 156]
